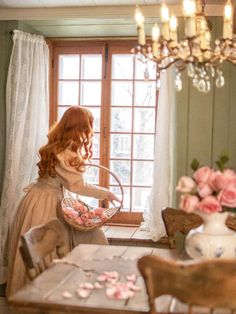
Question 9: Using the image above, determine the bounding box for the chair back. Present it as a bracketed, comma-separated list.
[138, 255, 236, 314]
[162, 207, 236, 249]
[20, 218, 66, 280]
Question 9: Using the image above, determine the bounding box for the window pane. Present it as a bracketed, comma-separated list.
[81, 55, 102, 79]
[111, 108, 132, 132]
[93, 133, 100, 158]
[84, 162, 99, 184]
[83, 107, 100, 132]
[111, 82, 133, 106]
[135, 58, 156, 80]
[58, 106, 70, 120]
[134, 82, 156, 106]
[59, 55, 80, 79]
[110, 134, 131, 158]
[80, 81, 101, 106]
[133, 161, 153, 186]
[132, 187, 151, 212]
[58, 81, 79, 106]
[110, 186, 130, 212]
[133, 135, 154, 159]
[134, 108, 155, 133]
[112, 54, 134, 79]
[110, 160, 131, 185]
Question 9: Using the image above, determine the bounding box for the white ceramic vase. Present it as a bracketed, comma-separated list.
[185, 211, 236, 259]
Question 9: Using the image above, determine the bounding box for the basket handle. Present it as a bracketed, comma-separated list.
[84, 163, 124, 211]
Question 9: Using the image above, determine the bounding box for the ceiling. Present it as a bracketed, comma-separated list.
[0, 0, 170, 8]
[0, 0, 224, 8]
[0, 0, 225, 38]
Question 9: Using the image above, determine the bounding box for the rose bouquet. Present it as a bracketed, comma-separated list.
[177, 155, 236, 214]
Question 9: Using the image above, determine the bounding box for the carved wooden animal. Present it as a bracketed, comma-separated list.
[162, 207, 236, 248]
[20, 218, 67, 280]
[138, 254, 236, 314]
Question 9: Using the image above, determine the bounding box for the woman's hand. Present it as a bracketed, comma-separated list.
[106, 190, 122, 206]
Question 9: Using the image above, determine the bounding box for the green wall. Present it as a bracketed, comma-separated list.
[175, 17, 236, 203]
[0, 21, 18, 199]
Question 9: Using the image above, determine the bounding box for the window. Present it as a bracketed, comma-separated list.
[49, 40, 158, 224]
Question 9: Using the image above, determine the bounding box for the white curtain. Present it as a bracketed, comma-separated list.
[0, 30, 49, 283]
[142, 68, 176, 241]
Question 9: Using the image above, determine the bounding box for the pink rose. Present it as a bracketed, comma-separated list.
[223, 169, 236, 188]
[193, 166, 212, 184]
[217, 186, 236, 208]
[197, 182, 213, 198]
[197, 196, 222, 213]
[176, 176, 196, 193]
[179, 195, 199, 213]
[208, 171, 225, 191]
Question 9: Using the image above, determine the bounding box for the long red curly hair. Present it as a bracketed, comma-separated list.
[37, 106, 94, 178]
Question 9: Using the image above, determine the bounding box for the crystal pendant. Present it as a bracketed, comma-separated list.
[156, 78, 161, 89]
[175, 72, 182, 92]
[215, 72, 225, 88]
[205, 80, 211, 93]
[193, 75, 199, 88]
[187, 63, 195, 78]
[143, 66, 149, 80]
[197, 79, 206, 93]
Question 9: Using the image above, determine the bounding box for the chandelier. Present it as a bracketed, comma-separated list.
[132, 0, 236, 93]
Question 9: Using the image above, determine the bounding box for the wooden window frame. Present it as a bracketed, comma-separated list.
[48, 39, 158, 226]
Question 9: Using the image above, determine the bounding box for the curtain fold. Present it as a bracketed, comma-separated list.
[142, 68, 176, 241]
[0, 30, 49, 283]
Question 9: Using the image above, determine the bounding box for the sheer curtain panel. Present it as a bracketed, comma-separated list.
[142, 68, 175, 241]
[0, 30, 49, 283]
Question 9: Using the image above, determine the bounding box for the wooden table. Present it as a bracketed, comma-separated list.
[9, 244, 180, 314]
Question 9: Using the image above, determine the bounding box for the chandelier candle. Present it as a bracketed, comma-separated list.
[183, 0, 197, 37]
[135, 6, 146, 46]
[223, 0, 233, 39]
[160, 3, 170, 40]
[152, 24, 160, 58]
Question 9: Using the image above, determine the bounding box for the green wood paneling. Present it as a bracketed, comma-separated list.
[174, 17, 236, 206]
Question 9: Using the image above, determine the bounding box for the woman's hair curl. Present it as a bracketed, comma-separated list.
[37, 106, 94, 178]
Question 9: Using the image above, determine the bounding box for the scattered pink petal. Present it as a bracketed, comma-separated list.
[76, 288, 91, 298]
[94, 282, 103, 289]
[126, 273, 137, 283]
[62, 291, 72, 299]
[97, 274, 108, 282]
[126, 281, 141, 291]
[80, 283, 94, 290]
[85, 272, 92, 277]
[106, 282, 135, 300]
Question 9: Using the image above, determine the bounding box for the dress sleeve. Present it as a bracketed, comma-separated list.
[55, 151, 109, 200]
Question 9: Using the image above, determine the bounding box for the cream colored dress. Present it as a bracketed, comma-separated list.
[6, 149, 109, 296]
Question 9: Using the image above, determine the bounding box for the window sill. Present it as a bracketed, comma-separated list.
[102, 225, 168, 248]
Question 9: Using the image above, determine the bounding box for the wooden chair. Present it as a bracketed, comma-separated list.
[162, 207, 236, 249]
[19, 218, 67, 280]
[138, 254, 236, 314]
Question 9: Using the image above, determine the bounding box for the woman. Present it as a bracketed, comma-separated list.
[7, 106, 120, 296]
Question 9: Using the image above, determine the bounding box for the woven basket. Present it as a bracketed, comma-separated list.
[61, 163, 124, 232]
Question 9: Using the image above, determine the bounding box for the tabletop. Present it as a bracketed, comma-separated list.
[9, 244, 181, 314]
